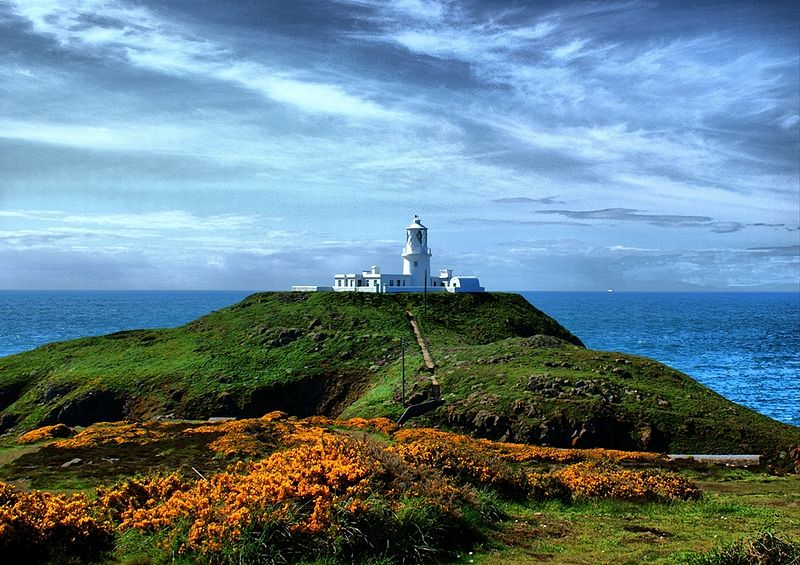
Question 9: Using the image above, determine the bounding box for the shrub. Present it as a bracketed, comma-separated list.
[390, 429, 530, 498]
[683, 530, 800, 564]
[0, 481, 113, 563]
[16, 423, 74, 444]
[555, 460, 702, 502]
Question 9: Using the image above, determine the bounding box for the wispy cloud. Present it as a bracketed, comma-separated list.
[493, 196, 564, 205]
[7, 0, 401, 120]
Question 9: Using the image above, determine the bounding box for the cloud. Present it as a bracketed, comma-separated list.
[492, 196, 564, 205]
[453, 217, 588, 228]
[0, 210, 290, 253]
[7, 0, 400, 120]
[537, 208, 716, 226]
[550, 38, 588, 60]
[747, 244, 800, 257]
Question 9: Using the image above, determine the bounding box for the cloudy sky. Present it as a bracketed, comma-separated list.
[1, 0, 798, 290]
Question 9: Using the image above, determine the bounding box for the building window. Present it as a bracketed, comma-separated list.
[337, 280, 341, 287]
[389, 280, 393, 286]
[414, 261, 418, 267]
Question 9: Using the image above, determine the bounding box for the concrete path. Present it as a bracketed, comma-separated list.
[668, 454, 760, 465]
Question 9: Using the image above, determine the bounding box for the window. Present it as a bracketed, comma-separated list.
[337, 280, 341, 287]
[389, 280, 394, 286]
[414, 261, 418, 267]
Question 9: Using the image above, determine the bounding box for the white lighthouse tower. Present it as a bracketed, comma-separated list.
[402, 215, 431, 287]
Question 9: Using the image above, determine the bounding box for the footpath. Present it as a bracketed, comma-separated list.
[396, 311, 443, 425]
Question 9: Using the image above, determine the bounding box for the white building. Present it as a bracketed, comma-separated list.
[293, 216, 484, 293]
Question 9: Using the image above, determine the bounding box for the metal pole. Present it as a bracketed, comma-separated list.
[423, 269, 427, 316]
[401, 337, 406, 406]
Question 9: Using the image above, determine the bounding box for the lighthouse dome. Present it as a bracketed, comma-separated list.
[407, 215, 427, 229]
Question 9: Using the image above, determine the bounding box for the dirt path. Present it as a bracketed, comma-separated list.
[406, 311, 435, 371]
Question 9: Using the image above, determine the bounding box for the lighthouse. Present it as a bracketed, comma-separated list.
[402, 215, 431, 287]
[293, 215, 484, 293]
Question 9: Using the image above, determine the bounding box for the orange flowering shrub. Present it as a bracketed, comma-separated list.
[555, 461, 702, 502]
[0, 481, 112, 562]
[393, 428, 666, 465]
[389, 429, 530, 498]
[184, 418, 280, 458]
[16, 423, 74, 444]
[114, 432, 383, 555]
[101, 427, 477, 562]
[338, 417, 398, 435]
[389, 429, 696, 503]
[96, 473, 190, 522]
[526, 472, 572, 502]
[54, 421, 170, 449]
[303, 415, 398, 435]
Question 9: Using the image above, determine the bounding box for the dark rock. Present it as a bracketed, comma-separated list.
[270, 328, 303, 347]
[0, 413, 20, 433]
[44, 390, 126, 427]
[0, 382, 25, 413]
[519, 335, 568, 349]
[41, 383, 74, 403]
[471, 410, 510, 439]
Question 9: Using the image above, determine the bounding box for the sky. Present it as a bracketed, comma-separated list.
[0, 0, 798, 291]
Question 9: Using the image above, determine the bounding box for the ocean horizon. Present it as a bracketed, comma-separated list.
[1, 289, 797, 427]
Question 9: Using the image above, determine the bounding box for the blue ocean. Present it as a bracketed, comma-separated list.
[0, 290, 797, 427]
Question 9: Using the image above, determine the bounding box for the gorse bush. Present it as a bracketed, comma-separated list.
[100, 429, 474, 563]
[3, 415, 704, 564]
[0, 481, 113, 563]
[556, 460, 702, 502]
[16, 423, 74, 444]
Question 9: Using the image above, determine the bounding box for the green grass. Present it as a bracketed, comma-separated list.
[1, 291, 797, 463]
[422, 336, 800, 459]
[444, 473, 800, 565]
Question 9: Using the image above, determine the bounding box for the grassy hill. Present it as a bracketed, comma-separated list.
[0, 291, 797, 462]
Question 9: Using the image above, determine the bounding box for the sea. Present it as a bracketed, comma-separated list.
[0, 290, 797, 427]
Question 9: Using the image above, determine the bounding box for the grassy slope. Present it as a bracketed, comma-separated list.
[0, 292, 577, 431]
[0, 291, 797, 459]
[419, 337, 800, 457]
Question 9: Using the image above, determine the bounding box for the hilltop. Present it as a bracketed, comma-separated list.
[0, 292, 797, 462]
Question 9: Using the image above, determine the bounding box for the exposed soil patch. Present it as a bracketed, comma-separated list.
[623, 525, 672, 538]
